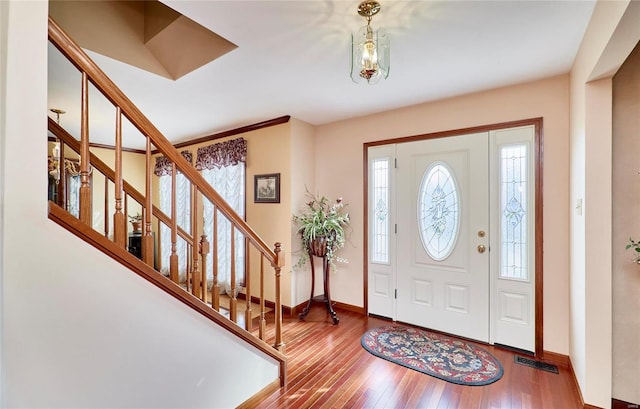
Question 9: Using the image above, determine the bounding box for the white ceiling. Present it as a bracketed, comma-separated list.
[47, 0, 596, 148]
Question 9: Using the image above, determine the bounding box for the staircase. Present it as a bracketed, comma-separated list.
[47, 16, 286, 386]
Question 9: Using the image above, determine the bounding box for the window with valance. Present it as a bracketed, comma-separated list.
[196, 138, 247, 295]
[156, 140, 247, 295]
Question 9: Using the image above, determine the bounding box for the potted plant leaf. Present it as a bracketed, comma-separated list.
[293, 190, 350, 269]
[626, 237, 640, 263]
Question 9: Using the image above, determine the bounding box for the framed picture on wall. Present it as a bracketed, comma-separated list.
[254, 173, 280, 203]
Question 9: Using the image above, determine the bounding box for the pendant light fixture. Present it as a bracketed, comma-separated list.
[48, 108, 88, 184]
[350, 0, 389, 84]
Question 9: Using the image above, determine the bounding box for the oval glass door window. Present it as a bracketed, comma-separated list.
[418, 162, 460, 261]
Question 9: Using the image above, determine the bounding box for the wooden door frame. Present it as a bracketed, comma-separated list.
[363, 117, 544, 357]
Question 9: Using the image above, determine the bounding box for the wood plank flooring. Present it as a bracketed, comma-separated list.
[245, 306, 583, 409]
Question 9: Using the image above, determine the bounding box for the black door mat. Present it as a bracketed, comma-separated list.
[515, 356, 559, 374]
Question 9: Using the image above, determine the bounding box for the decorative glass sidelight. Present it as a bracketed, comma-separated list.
[419, 162, 460, 261]
[500, 144, 528, 280]
[372, 158, 390, 263]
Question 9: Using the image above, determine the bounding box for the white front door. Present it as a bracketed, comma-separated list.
[396, 133, 490, 342]
[367, 126, 536, 351]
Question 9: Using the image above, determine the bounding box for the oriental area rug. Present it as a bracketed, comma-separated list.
[361, 325, 503, 386]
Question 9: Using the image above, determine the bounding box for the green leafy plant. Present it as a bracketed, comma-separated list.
[128, 212, 142, 223]
[626, 237, 640, 263]
[293, 190, 350, 269]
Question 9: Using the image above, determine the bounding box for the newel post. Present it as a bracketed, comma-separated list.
[272, 242, 285, 353]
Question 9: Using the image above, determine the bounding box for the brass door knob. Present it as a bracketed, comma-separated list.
[477, 244, 486, 254]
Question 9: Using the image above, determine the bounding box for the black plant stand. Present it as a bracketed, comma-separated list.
[299, 251, 339, 325]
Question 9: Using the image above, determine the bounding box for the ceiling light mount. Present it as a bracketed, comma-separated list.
[351, 0, 389, 85]
[357, 1, 381, 21]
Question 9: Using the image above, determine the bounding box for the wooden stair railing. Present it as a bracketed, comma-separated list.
[47, 16, 286, 384]
[48, 118, 194, 247]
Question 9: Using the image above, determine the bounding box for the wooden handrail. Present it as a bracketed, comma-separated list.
[48, 118, 193, 244]
[48, 16, 277, 265]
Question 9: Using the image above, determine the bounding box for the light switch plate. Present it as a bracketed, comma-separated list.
[576, 198, 583, 216]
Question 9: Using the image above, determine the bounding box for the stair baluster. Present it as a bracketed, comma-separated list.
[212, 207, 220, 311]
[143, 137, 154, 266]
[169, 163, 179, 283]
[79, 73, 92, 226]
[191, 185, 201, 299]
[113, 107, 126, 248]
[229, 226, 237, 322]
[273, 243, 284, 352]
[200, 234, 210, 304]
[244, 238, 252, 331]
[103, 177, 109, 238]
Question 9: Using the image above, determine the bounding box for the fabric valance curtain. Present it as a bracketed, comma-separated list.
[195, 138, 246, 170]
[154, 150, 193, 176]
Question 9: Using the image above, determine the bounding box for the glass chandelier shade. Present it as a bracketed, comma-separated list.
[48, 108, 87, 184]
[50, 141, 61, 182]
[49, 108, 65, 183]
[350, 1, 389, 85]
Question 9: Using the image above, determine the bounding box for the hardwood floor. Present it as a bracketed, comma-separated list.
[244, 306, 583, 409]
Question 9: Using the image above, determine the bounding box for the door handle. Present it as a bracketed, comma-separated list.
[477, 244, 486, 254]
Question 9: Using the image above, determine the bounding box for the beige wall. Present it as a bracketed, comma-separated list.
[289, 118, 316, 306]
[89, 147, 146, 236]
[569, 1, 640, 407]
[89, 147, 147, 194]
[245, 123, 293, 306]
[316, 75, 571, 354]
[0, 1, 6, 405]
[612, 41, 640, 405]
